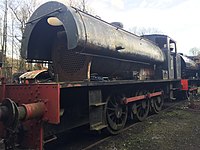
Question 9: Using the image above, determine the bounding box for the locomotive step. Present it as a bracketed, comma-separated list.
[91, 123, 108, 131]
[170, 97, 176, 101]
[170, 88, 180, 91]
[90, 102, 106, 107]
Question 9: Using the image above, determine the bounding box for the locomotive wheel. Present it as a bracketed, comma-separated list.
[105, 94, 128, 134]
[152, 90, 164, 114]
[135, 90, 150, 121]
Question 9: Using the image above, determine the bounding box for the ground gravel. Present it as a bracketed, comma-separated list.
[91, 101, 200, 150]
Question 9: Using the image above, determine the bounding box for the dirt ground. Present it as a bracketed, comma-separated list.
[90, 100, 200, 150]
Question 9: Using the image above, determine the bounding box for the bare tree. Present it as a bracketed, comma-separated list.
[66, 0, 94, 14]
[189, 47, 200, 56]
[9, 0, 37, 72]
[129, 26, 163, 36]
[11, 14, 14, 70]
[0, 17, 2, 47]
[2, 0, 8, 67]
[80, 0, 87, 12]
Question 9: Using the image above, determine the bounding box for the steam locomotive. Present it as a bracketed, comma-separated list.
[0, 1, 199, 149]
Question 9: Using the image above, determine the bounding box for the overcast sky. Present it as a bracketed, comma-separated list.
[40, 0, 200, 55]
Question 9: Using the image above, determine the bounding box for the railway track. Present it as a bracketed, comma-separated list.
[45, 99, 187, 150]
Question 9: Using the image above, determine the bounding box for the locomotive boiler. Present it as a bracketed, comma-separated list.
[180, 54, 199, 78]
[22, 1, 165, 81]
[0, 1, 199, 150]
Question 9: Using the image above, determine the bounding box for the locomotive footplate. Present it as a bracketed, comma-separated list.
[0, 79, 60, 150]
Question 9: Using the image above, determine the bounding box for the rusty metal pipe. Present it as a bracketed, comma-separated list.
[0, 99, 45, 128]
[18, 106, 26, 120]
[22, 102, 45, 120]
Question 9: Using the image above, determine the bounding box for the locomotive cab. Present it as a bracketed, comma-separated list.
[142, 34, 181, 80]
